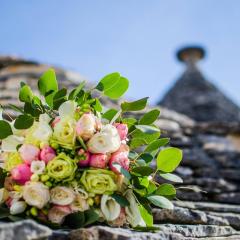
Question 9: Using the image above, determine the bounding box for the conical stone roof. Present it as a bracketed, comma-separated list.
[159, 46, 240, 122]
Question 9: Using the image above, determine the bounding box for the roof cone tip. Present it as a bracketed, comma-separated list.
[177, 46, 206, 63]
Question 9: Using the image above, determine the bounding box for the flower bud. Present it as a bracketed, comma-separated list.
[109, 144, 130, 174]
[40, 146, 56, 164]
[114, 123, 128, 140]
[10, 201, 27, 215]
[89, 154, 108, 168]
[76, 113, 96, 141]
[19, 144, 40, 165]
[78, 150, 91, 167]
[11, 164, 32, 185]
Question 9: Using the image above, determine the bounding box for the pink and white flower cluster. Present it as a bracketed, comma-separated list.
[0, 101, 144, 227]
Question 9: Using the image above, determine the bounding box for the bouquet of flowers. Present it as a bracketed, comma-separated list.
[0, 69, 183, 229]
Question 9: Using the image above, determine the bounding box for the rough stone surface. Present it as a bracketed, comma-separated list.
[0, 220, 52, 240]
[1, 55, 240, 239]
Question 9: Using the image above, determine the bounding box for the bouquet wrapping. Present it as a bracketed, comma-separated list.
[0, 69, 183, 229]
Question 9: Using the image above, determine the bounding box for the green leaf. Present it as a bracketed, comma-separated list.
[53, 88, 67, 109]
[131, 166, 154, 176]
[130, 130, 160, 149]
[72, 81, 85, 100]
[157, 147, 183, 173]
[102, 109, 118, 121]
[112, 163, 131, 180]
[121, 97, 148, 112]
[93, 99, 102, 112]
[139, 205, 153, 227]
[96, 73, 129, 99]
[14, 115, 34, 129]
[139, 109, 160, 125]
[38, 68, 58, 95]
[135, 125, 160, 134]
[64, 212, 85, 228]
[19, 85, 33, 103]
[0, 120, 13, 139]
[0, 207, 9, 219]
[38, 68, 58, 107]
[159, 173, 183, 183]
[8, 104, 24, 114]
[83, 209, 99, 226]
[24, 102, 42, 117]
[145, 138, 169, 153]
[147, 195, 174, 209]
[122, 118, 137, 128]
[111, 193, 130, 207]
[0, 168, 7, 188]
[139, 176, 149, 188]
[155, 184, 176, 199]
[138, 153, 153, 164]
[147, 182, 157, 195]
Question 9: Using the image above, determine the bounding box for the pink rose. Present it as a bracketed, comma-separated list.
[76, 113, 96, 140]
[48, 205, 72, 224]
[114, 123, 128, 140]
[40, 146, 56, 164]
[78, 149, 91, 167]
[51, 117, 61, 128]
[11, 164, 32, 185]
[19, 144, 40, 165]
[109, 144, 130, 174]
[89, 153, 108, 168]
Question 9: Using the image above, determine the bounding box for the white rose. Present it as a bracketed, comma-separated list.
[76, 113, 96, 140]
[23, 182, 50, 209]
[87, 124, 121, 154]
[70, 192, 89, 212]
[50, 186, 75, 206]
[10, 201, 27, 215]
[59, 100, 77, 119]
[0, 188, 9, 204]
[125, 190, 145, 227]
[1, 135, 24, 152]
[101, 194, 121, 221]
[30, 160, 45, 175]
[32, 114, 53, 143]
[9, 191, 22, 200]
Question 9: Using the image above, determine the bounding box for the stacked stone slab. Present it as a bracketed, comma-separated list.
[0, 54, 240, 239]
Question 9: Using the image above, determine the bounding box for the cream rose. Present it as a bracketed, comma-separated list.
[87, 124, 121, 154]
[23, 182, 50, 209]
[50, 186, 75, 206]
[76, 113, 96, 140]
[70, 192, 89, 212]
[101, 194, 121, 221]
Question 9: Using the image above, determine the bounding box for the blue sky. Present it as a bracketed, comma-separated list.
[1, 1, 240, 105]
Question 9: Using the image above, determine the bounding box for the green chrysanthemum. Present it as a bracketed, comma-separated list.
[46, 153, 77, 182]
[80, 169, 118, 195]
